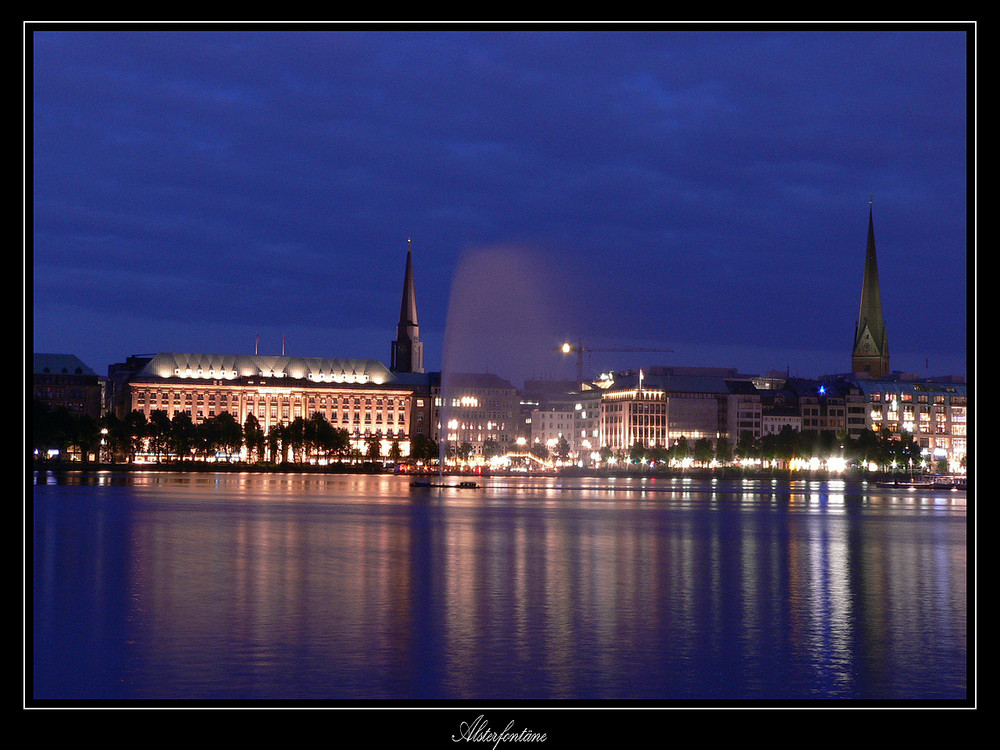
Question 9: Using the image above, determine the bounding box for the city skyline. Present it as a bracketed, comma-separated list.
[29, 24, 972, 385]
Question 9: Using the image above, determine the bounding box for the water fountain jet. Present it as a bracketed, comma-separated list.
[437, 245, 574, 482]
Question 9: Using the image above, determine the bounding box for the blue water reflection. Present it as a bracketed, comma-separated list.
[31, 471, 967, 702]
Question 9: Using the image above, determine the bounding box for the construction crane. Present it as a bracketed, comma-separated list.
[556, 339, 673, 384]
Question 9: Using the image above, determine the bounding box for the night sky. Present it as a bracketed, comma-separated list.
[29, 24, 972, 387]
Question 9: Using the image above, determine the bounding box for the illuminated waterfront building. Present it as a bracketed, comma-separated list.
[599, 369, 762, 453]
[761, 405, 802, 437]
[776, 378, 864, 437]
[439, 373, 519, 458]
[572, 390, 603, 459]
[523, 382, 602, 462]
[856, 377, 967, 469]
[752, 372, 967, 469]
[599, 376, 669, 452]
[121, 353, 415, 456]
[529, 406, 576, 459]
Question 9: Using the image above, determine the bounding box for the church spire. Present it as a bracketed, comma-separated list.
[390, 239, 424, 373]
[398, 238, 418, 330]
[852, 202, 890, 377]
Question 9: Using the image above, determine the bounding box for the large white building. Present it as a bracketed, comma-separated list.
[600, 376, 669, 452]
[120, 352, 419, 456]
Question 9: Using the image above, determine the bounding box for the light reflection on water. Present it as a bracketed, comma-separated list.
[31, 471, 967, 702]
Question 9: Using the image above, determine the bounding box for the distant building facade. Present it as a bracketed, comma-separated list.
[573, 390, 603, 458]
[856, 377, 967, 468]
[776, 378, 862, 437]
[530, 406, 576, 456]
[105, 355, 153, 418]
[523, 381, 602, 461]
[33, 353, 102, 420]
[761, 407, 802, 437]
[439, 372, 519, 457]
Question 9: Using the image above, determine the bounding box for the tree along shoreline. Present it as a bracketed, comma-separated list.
[31, 457, 390, 475]
[31, 456, 937, 484]
[34, 400, 959, 478]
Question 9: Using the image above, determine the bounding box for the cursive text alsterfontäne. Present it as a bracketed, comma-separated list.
[452, 715, 547, 749]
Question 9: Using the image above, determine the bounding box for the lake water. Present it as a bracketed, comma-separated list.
[30, 470, 969, 704]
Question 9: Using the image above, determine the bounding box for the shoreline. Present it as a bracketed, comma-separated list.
[31, 458, 954, 485]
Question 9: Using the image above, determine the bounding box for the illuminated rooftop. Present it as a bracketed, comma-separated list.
[136, 352, 395, 385]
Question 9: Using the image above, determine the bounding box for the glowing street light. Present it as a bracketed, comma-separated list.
[556, 339, 672, 383]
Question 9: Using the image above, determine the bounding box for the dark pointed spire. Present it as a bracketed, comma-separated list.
[852, 201, 890, 377]
[390, 239, 424, 373]
[858, 204, 883, 328]
[398, 238, 419, 329]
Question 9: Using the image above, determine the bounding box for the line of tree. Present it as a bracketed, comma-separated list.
[32, 400, 422, 466]
[740, 425, 929, 472]
[33, 398, 103, 461]
[618, 425, 933, 473]
[32, 399, 949, 473]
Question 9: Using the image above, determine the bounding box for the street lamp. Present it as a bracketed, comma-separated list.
[556, 339, 673, 384]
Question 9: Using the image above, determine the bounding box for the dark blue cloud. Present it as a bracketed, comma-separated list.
[30, 26, 970, 384]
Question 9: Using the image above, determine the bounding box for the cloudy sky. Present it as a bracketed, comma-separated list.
[29, 24, 972, 386]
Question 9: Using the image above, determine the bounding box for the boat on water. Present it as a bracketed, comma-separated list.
[875, 475, 966, 490]
[410, 479, 480, 489]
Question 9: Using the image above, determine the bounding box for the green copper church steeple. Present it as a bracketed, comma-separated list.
[852, 203, 890, 378]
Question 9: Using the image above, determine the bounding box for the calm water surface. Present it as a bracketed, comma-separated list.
[31, 471, 968, 702]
